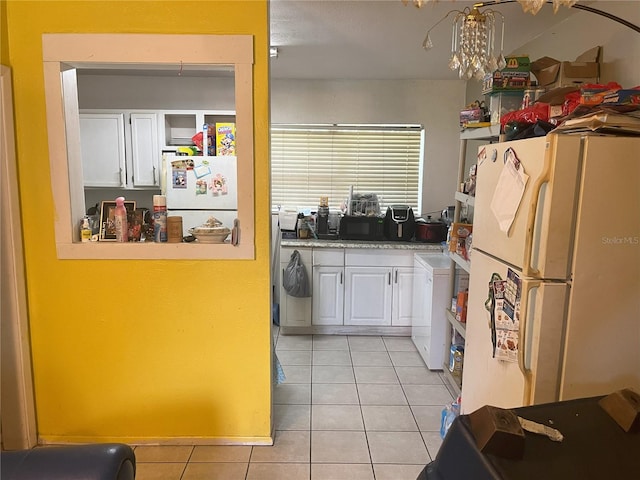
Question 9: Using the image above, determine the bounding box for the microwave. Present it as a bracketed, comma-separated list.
[339, 215, 385, 241]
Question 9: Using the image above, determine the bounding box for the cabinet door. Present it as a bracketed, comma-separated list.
[344, 267, 392, 326]
[80, 113, 126, 187]
[279, 248, 312, 328]
[392, 266, 415, 326]
[130, 113, 160, 187]
[312, 266, 344, 325]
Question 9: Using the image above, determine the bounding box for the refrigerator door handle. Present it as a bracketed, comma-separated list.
[518, 279, 541, 406]
[523, 149, 552, 278]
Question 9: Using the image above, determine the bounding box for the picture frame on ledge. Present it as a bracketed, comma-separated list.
[99, 200, 136, 241]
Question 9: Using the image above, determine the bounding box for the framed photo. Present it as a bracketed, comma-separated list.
[99, 200, 136, 241]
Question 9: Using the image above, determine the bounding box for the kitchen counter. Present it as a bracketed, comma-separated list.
[281, 238, 445, 251]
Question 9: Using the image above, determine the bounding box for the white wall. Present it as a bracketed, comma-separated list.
[270, 79, 467, 216]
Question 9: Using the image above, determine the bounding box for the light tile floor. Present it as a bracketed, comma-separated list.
[134, 329, 454, 480]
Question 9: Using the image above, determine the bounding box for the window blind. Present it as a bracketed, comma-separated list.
[271, 125, 423, 211]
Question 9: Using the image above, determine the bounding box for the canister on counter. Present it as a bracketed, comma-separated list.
[167, 216, 183, 243]
[152, 194, 167, 242]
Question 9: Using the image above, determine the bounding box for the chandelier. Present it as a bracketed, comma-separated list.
[403, 1, 578, 15]
[404, 1, 581, 81]
[422, 6, 506, 81]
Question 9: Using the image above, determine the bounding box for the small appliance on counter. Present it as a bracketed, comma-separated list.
[415, 216, 448, 243]
[339, 215, 385, 241]
[384, 205, 415, 241]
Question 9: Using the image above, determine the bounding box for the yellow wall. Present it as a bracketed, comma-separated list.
[4, 0, 272, 443]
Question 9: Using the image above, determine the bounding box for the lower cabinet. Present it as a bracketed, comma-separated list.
[279, 246, 429, 330]
[311, 248, 345, 326]
[344, 266, 393, 326]
[312, 266, 344, 325]
[279, 247, 312, 329]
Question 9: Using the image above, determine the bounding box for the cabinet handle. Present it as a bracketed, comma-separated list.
[119, 167, 125, 186]
[388, 272, 391, 285]
[152, 166, 157, 184]
[340, 272, 343, 284]
[395, 270, 398, 284]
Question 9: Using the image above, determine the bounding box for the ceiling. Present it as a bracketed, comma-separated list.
[269, 0, 582, 80]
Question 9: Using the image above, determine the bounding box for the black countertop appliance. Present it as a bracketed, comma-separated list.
[384, 205, 415, 241]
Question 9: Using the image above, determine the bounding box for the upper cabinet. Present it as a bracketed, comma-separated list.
[80, 111, 160, 189]
[130, 113, 160, 187]
[80, 113, 126, 188]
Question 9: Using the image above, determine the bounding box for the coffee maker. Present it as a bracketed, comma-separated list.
[317, 206, 330, 235]
[384, 205, 415, 241]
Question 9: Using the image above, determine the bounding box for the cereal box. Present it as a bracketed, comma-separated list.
[216, 123, 236, 156]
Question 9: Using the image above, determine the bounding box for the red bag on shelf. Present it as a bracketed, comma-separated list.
[500, 102, 550, 129]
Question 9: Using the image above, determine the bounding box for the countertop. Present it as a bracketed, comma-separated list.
[281, 238, 445, 251]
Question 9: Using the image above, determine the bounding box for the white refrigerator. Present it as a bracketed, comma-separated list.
[461, 134, 640, 414]
[164, 155, 238, 236]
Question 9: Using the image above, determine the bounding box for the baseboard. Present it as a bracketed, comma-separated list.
[38, 435, 275, 446]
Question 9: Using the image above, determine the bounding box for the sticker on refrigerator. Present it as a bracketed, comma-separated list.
[490, 147, 529, 235]
[172, 169, 187, 189]
[494, 268, 522, 363]
[195, 179, 207, 195]
[194, 162, 211, 179]
[210, 173, 228, 195]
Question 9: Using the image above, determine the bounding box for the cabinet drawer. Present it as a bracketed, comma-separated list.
[313, 248, 344, 266]
[345, 249, 413, 267]
[281, 247, 312, 266]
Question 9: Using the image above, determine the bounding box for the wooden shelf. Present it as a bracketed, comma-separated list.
[449, 251, 471, 273]
[454, 191, 475, 207]
[445, 309, 466, 339]
[441, 364, 462, 396]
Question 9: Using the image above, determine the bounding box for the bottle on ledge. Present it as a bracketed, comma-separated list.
[114, 196, 128, 243]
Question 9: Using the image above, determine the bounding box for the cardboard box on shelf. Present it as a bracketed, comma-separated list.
[535, 86, 580, 118]
[482, 56, 530, 94]
[449, 222, 473, 259]
[215, 123, 236, 156]
[531, 46, 601, 89]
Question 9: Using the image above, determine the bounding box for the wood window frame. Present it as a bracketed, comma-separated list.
[42, 34, 255, 259]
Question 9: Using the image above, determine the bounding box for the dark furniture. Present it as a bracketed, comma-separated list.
[419, 396, 640, 479]
[0, 443, 136, 480]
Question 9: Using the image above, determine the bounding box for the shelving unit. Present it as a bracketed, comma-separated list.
[441, 126, 499, 396]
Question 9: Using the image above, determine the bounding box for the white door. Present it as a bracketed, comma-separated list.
[344, 266, 392, 326]
[473, 134, 582, 280]
[461, 249, 568, 414]
[131, 113, 160, 187]
[312, 266, 344, 325]
[391, 267, 414, 326]
[79, 113, 126, 187]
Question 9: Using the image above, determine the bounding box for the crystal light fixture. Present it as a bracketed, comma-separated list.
[404, 0, 578, 14]
[422, 6, 505, 81]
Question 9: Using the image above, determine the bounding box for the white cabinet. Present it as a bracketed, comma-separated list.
[412, 254, 452, 370]
[80, 111, 160, 189]
[279, 248, 312, 329]
[343, 250, 416, 327]
[312, 249, 344, 326]
[392, 267, 416, 326]
[344, 266, 392, 326]
[130, 113, 160, 187]
[80, 113, 126, 187]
